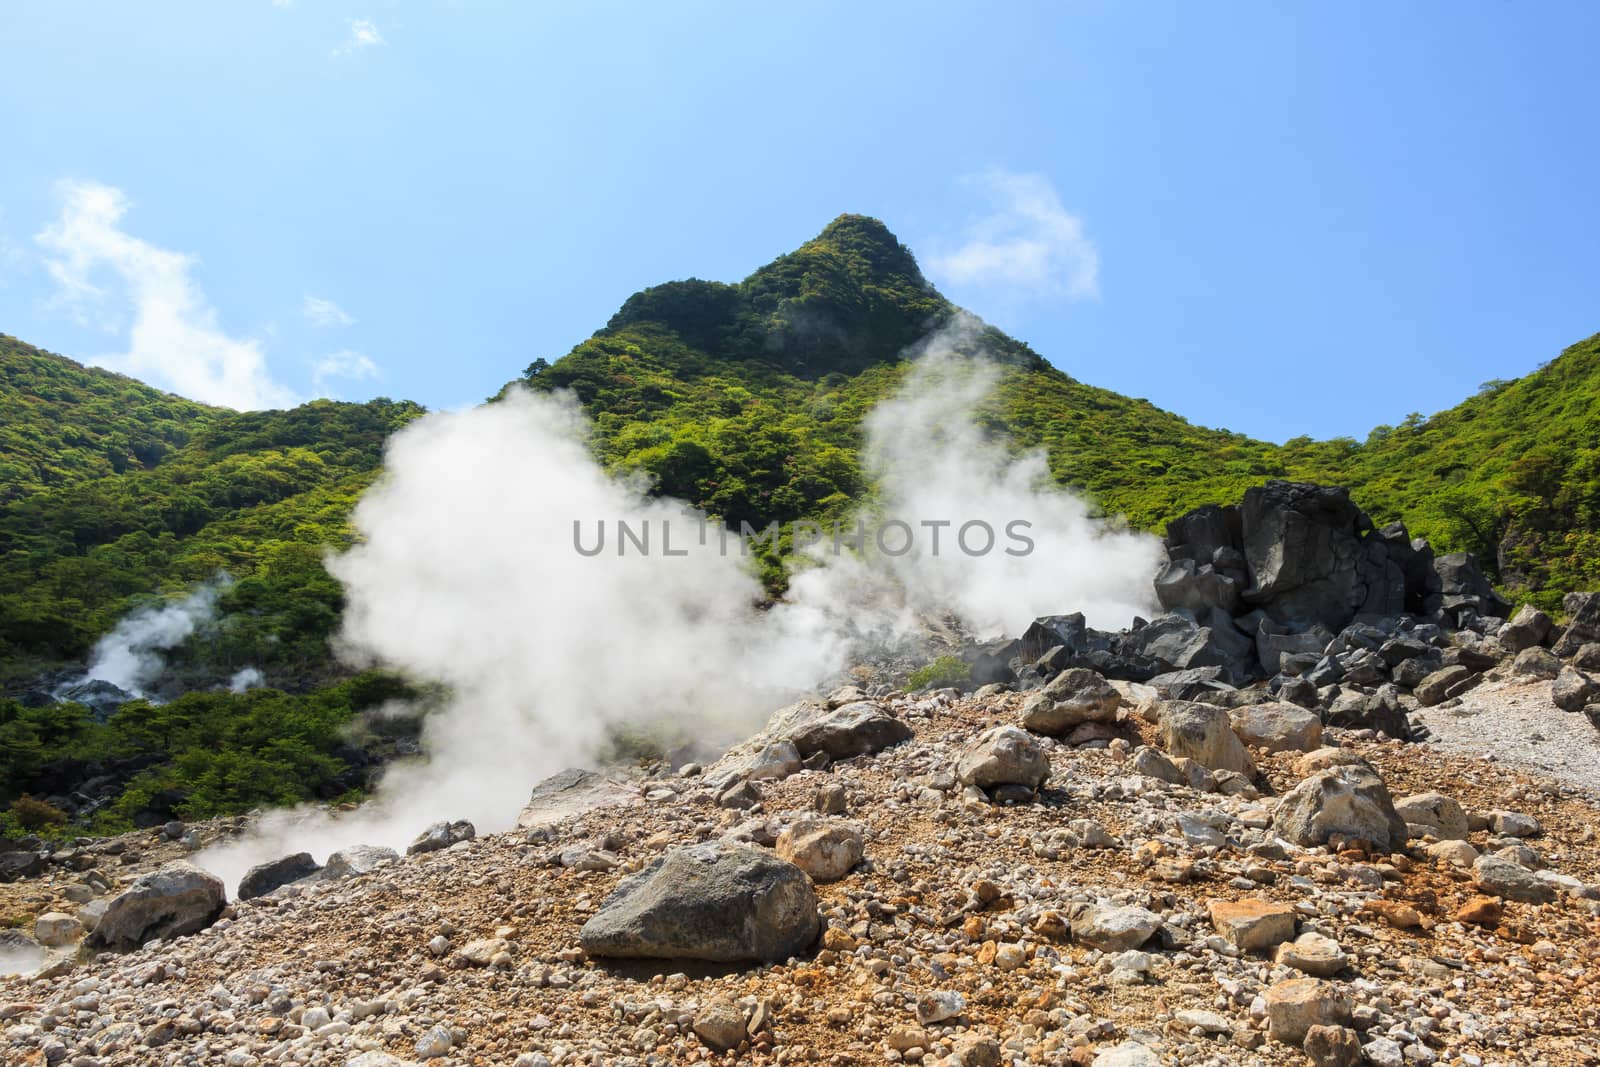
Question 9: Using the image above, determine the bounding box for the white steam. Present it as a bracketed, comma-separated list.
[197, 320, 1158, 889]
[798, 316, 1159, 635]
[75, 582, 225, 697]
[228, 667, 265, 693]
[0, 940, 45, 978]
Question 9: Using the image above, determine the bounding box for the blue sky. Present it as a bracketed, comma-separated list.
[2, 2, 1596, 441]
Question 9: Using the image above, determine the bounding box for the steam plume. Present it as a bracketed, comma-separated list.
[197, 320, 1158, 888]
[73, 582, 225, 698]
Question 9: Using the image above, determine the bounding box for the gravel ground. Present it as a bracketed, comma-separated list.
[1410, 675, 1600, 798]
[4, 683, 1600, 1067]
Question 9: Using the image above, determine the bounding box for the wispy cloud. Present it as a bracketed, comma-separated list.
[334, 18, 384, 56]
[304, 295, 354, 327]
[312, 349, 379, 398]
[35, 180, 298, 410]
[927, 169, 1100, 302]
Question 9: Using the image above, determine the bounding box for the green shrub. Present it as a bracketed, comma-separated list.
[9, 794, 66, 831]
[907, 655, 971, 691]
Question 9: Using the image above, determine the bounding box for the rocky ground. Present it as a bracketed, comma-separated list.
[3, 658, 1600, 1067]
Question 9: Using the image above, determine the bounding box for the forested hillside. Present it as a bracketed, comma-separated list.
[522, 215, 1600, 608]
[1, 214, 1594, 830]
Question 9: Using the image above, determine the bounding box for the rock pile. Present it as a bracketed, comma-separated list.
[1011, 481, 1600, 744]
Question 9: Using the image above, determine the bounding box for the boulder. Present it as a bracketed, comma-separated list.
[89, 862, 225, 951]
[1264, 977, 1352, 1044]
[1237, 482, 1372, 631]
[1021, 669, 1121, 734]
[1255, 619, 1334, 676]
[237, 852, 321, 900]
[1153, 559, 1240, 616]
[1145, 666, 1236, 701]
[1303, 1024, 1363, 1067]
[322, 845, 400, 880]
[955, 726, 1048, 791]
[1472, 854, 1556, 904]
[579, 842, 819, 963]
[1072, 904, 1162, 952]
[780, 701, 912, 760]
[406, 820, 476, 855]
[775, 819, 863, 882]
[1208, 898, 1295, 952]
[1414, 665, 1477, 707]
[1273, 931, 1348, 977]
[1130, 746, 1187, 787]
[1433, 552, 1512, 621]
[1552, 591, 1600, 657]
[1552, 666, 1597, 713]
[692, 997, 748, 1052]
[1393, 792, 1469, 841]
[1092, 1043, 1162, 1067]
[1160, 702, 1256, 775]
[1272, 764, 1408, 852]
[518, 767, 639, 830]
[32, 912, 83, 948]
[1164, 502, 1241, 566]
[0, 851, 44, 883]
[1510, 646, 1562, 679]
[1498, 605, 1552, 652]
[1229, 702, 1323, 753]
[1129, 611, 1256, 685]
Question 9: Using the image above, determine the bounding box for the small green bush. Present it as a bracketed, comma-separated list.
[907, 655, 971, 691]
[9, 794, 66, 831]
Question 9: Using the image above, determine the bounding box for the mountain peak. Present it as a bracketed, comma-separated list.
[598, 214, 948, 379]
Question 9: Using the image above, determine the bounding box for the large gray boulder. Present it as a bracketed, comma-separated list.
[1498, 605, 1552, 652]
[1229, 702, 1323, 753]
[777, 701, 913, 760]
[237, 852, 320, 900]
[579, 842, 819, 963]
[407, 820, 476, 855]
[1552, 667, 1597, 713]
[322, 845, 400, 880]
[89, 862, 225, 951]
[1161, 702, 1256, 775]
[1272, 764, 1408, 852]
[956, 726, 1049, 790]
[1554, 592, 1600, 657]
[1393, 792, 1469, 841]
[1021, 669, 1121, 734]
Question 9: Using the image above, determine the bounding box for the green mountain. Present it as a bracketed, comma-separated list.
[1, 214, 1595, 830]
[522, 214, 1600, 602]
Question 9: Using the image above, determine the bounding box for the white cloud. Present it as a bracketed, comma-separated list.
[312, 349, 379, 397]
[927, 169, 1100, 302]
[304, 295, 354, 327]
[35, 180, 298, 410]
[334, 18, 384, 55]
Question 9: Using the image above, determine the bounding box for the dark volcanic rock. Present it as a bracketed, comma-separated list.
[1554, 592, 1600, 657]
[0, 851, 45, 883]
[237, 853, 321, 900]
[1239, 482, 1373, 631]
[579, 842, 819, 963]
